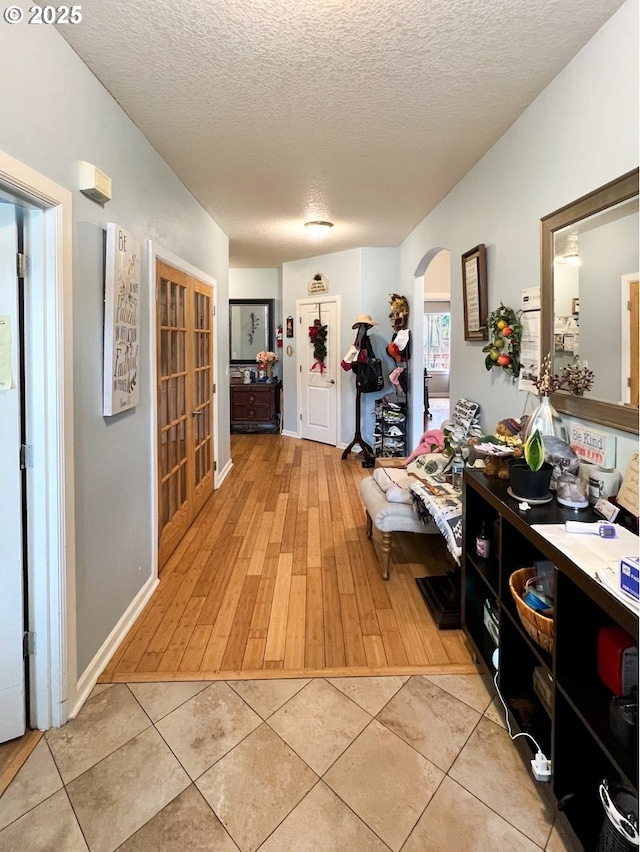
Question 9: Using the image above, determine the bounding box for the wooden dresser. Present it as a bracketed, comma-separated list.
[230, 382, 281, 433]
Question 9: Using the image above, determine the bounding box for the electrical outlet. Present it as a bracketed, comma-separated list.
[531, 752, 551, 782]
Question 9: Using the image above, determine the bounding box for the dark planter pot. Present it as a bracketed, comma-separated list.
[508, 460, 553, 500]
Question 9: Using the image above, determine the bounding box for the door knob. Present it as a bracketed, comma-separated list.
[328, 379, 335, 384]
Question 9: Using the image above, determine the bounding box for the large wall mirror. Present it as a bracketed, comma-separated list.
[541, 169, 639, 434]
[229, 299, 274, 364]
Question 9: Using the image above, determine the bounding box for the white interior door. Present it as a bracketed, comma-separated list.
[0, 202, 26, 742]
[298, 298, 338, 445]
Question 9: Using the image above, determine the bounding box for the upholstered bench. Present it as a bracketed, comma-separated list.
[359, 467, 438, 580]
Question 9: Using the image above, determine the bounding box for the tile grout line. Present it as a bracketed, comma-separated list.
[1, 672, 557, 851]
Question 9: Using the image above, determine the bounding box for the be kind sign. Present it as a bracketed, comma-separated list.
[567, 421, 615, 468]
[103, 224, 140, 415]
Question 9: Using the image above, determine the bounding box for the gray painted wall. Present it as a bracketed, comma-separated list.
[399, 0, 638, 470]
[0, 25, 230, 676]
[229, 268, 283, 379]
[281, 247, 400, 447]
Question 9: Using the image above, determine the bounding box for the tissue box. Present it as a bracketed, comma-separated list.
[620, 556, 639, 600]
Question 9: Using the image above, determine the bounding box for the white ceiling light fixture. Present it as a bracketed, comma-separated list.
[554, 251, 582, 266]
[554, 232, 581, 266]
[304, 220, 334, 239]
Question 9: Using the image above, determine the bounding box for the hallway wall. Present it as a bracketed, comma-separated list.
[399, 0, 639, 469]
[229, 268, 282, 379]
[0, 25, 230, 679]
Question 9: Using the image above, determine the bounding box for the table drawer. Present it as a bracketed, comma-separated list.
[233, 389, 271, 405]
[232, 403, 272, 422]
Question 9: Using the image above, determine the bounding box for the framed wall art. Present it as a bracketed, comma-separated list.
[461, 243, 488, 341]
[103, 223, 140, 415]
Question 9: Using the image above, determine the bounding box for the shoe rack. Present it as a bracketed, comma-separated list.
[374, 396, 407, 458]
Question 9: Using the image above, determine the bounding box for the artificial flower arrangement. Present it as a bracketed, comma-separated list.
[534, 353, 594, 397]
[256, 351, 279, 375]
[256, 351, 279, 364]
[532, 353, 562, 396]
[557, 361, 595, 396]
[482, 303, 523, 379]
[308, 319, 328, 372]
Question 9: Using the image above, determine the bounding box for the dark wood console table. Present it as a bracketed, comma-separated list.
[230, 381, 281, 433]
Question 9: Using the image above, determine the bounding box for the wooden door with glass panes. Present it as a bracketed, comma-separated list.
[191, 280, 214, 517]
[156, 261, 214, 568]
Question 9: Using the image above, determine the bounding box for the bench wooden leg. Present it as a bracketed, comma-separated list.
[366, 511, 373, 539]
[381, 530, 392, 580]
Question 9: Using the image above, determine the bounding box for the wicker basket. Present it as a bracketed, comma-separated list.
[509, 567, 554, 654]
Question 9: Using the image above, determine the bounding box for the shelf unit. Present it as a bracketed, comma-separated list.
[462, 470, 638, 851]
[374, 395, 407, 458]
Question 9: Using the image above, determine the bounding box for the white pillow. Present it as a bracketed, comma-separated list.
[386, 485, 413, 504]
[372, 467, 413, 503]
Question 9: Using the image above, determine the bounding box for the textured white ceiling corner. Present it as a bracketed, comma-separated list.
[59, 0, 626, 267]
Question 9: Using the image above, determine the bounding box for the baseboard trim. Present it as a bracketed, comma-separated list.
[216, 458, 233, 488]
[281, 430, 301, 439]
[98, 662, 481, 683]
[70, 575, 159, 718]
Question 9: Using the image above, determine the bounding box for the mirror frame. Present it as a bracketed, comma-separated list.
[541, 168, 639, 435]
[229, 298, 274, 364]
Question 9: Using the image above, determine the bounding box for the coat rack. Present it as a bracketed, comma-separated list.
[342, 320, 376, 468]
[341, 384, 375, 467]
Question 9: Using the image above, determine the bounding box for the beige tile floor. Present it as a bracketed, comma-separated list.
[0, 675, 584, 852]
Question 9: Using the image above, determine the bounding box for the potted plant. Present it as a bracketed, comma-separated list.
[508, 429, 553, 500]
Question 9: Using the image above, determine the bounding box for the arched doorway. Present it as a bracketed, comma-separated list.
[408, 248, 451, 452]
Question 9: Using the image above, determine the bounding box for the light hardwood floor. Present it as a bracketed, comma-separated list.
[100, 434, 477, 683]
[0, 730, 42, 794]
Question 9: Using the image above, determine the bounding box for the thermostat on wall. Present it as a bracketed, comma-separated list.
[78, 161, 112, 204]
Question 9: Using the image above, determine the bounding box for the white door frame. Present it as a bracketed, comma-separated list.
[620, 272, 638, 405]
[295, 295, 341, 442]
[0, 150, 76, 730]
[411, 248, 451, 452]
[146, 241, 219, 580]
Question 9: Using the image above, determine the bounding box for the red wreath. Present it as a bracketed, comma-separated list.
[308, 319, 328, 373]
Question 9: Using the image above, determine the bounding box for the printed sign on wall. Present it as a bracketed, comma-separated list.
[307, 273, 329, 295]
[567, 420, 616, 467]
[103, 223, 140, 415]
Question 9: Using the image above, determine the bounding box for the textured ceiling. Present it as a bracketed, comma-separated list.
[59, 0, 625, 267]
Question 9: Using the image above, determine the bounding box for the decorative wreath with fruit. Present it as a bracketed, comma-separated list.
[482, 303, 523, 379]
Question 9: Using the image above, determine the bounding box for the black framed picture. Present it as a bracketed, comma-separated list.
[461, 244, 488, 341]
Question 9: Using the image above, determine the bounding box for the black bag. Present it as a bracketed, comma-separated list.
[355, 357, 384, 393]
